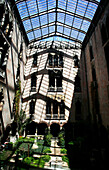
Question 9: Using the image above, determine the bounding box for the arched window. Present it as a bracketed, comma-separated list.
[101, 24, 108, 45]
[30, 99, 35, 115]
[31, 73, 36, 91]
[33, 53, 37, 66]
[75, 100, 81, 120]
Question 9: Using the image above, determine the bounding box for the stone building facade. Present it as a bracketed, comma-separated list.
[0, 0, 28, 139]
[22, 44, 81, 134]
[80, 0, 109, 127]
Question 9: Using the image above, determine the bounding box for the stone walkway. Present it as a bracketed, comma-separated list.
[44, 137, 70, 170]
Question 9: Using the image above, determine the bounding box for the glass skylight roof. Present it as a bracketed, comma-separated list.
[15, 0, 100, 44]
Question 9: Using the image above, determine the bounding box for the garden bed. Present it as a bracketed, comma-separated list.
[0, 150, 13, 161]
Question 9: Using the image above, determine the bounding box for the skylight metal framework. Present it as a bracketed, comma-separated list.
[15, 0, 100, 44]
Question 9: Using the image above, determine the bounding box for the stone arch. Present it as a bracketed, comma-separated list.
[26, 121, 38, 135]
[38, 123, 48, 135]
[50, 123, 60, 137]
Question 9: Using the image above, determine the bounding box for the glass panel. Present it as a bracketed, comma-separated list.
[76, 0, 88, 16]
[49, 12, 55, 23]
[65, 14, 74, 26]
[40, 14, 47, 26]
[64, 27, 71, 36]
[78, 32, 85, 41]
[85, 2, 98, 19]
[26, 0, 38, 16]
[48, 0, 56, 10]
[71, 29, 78, 39]
[27, 32, 34, 41]
[31, 17, 40, 28]
[57, 13, 65, 23]
[58, 0, 67, 10]
[49, 25, 55, 33]
[37, 0, 47, 13]
[67, 0, 77, 13]
[17, 2, 28, 19]
[34, 29, 41, 38]
[23, 20, 32, 31]
[57, 25, 63, 34]
[42, 27, 48, 36]
[73, 17, 82, 29]
[81, 20, 90, 32]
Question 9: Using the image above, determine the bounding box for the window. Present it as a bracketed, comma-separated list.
[31, 73, 36, 91]
[59, 53, 63, 67]
[74, 74, 81, 92]
[33, 53, 37, 66]
[73, 55, 79, 67]
[53, 100, 58, 119]
[60, 100, 65, 119]
[54, 54, 58, 67]
[48, 53, 63, 67]
[89, 45, 94, 61]
[75, 100, 81, 121]
[46, 99, 65, 119]
[48, 53, 52, 67]
[48, 70, 63, 91]
[30, 99, 35, 115]
[101, 23, 108, 45]
[106, 16, 109, 39]
[104, 43, 109, 78]
[92, 67, 96, 81]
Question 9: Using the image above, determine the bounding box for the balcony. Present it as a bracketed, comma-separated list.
[48, 87, 63, 92]
[53, 114, 58, 119]
[60, 114, 65, 119]
[45, 114, 65, 120]
[31, 87, 36, 92]
[45, 114, 51, 119]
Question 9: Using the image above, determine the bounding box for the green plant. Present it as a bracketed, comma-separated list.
[43, 148, 51, 153]
[0, 150, 12, 161]
[31, 158, 45, 168]
[44, 131, 53, 146]
[60, 148, 67, 154]
[58, 131, 65, 147]
[62, 155, 69, 165]
[42, 155, 51, 162]
[15, 80, 21, 115]
[68, 141, 74, 145]
[24, 157, 45, 168]
[24, 157, 34, 165]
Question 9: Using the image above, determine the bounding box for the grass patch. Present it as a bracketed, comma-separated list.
[32, 145, 50, 154]
[24, 157, 45, 168]
[0, 150, 13, 161]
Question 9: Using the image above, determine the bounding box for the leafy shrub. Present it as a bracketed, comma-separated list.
[62, 155, 69, 165]
[0, 150, 12, 161]
[44, 132, 53, 146]
[32, 158, 45, 168]
[68, 141, 74, 145]
[58, 131, 65, 138]
[58, 131, 65, 147]
[60, 148, 67, 154]
[24, 157, 34, 165]
[43, 148, 51, 154]
[24, 157, 45, 168]
[42, 155, 51, 162]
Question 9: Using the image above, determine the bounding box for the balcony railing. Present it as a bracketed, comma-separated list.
[45, 114, 65, 120]
[60, 114, 65, 119]
[31, 87, 36, 92]
[48, 87, 63, 92]
[46, 114, 51, 119]
[53, 114, 58, 119]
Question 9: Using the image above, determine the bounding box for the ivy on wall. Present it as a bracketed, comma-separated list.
[15, 80, 21, 116]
